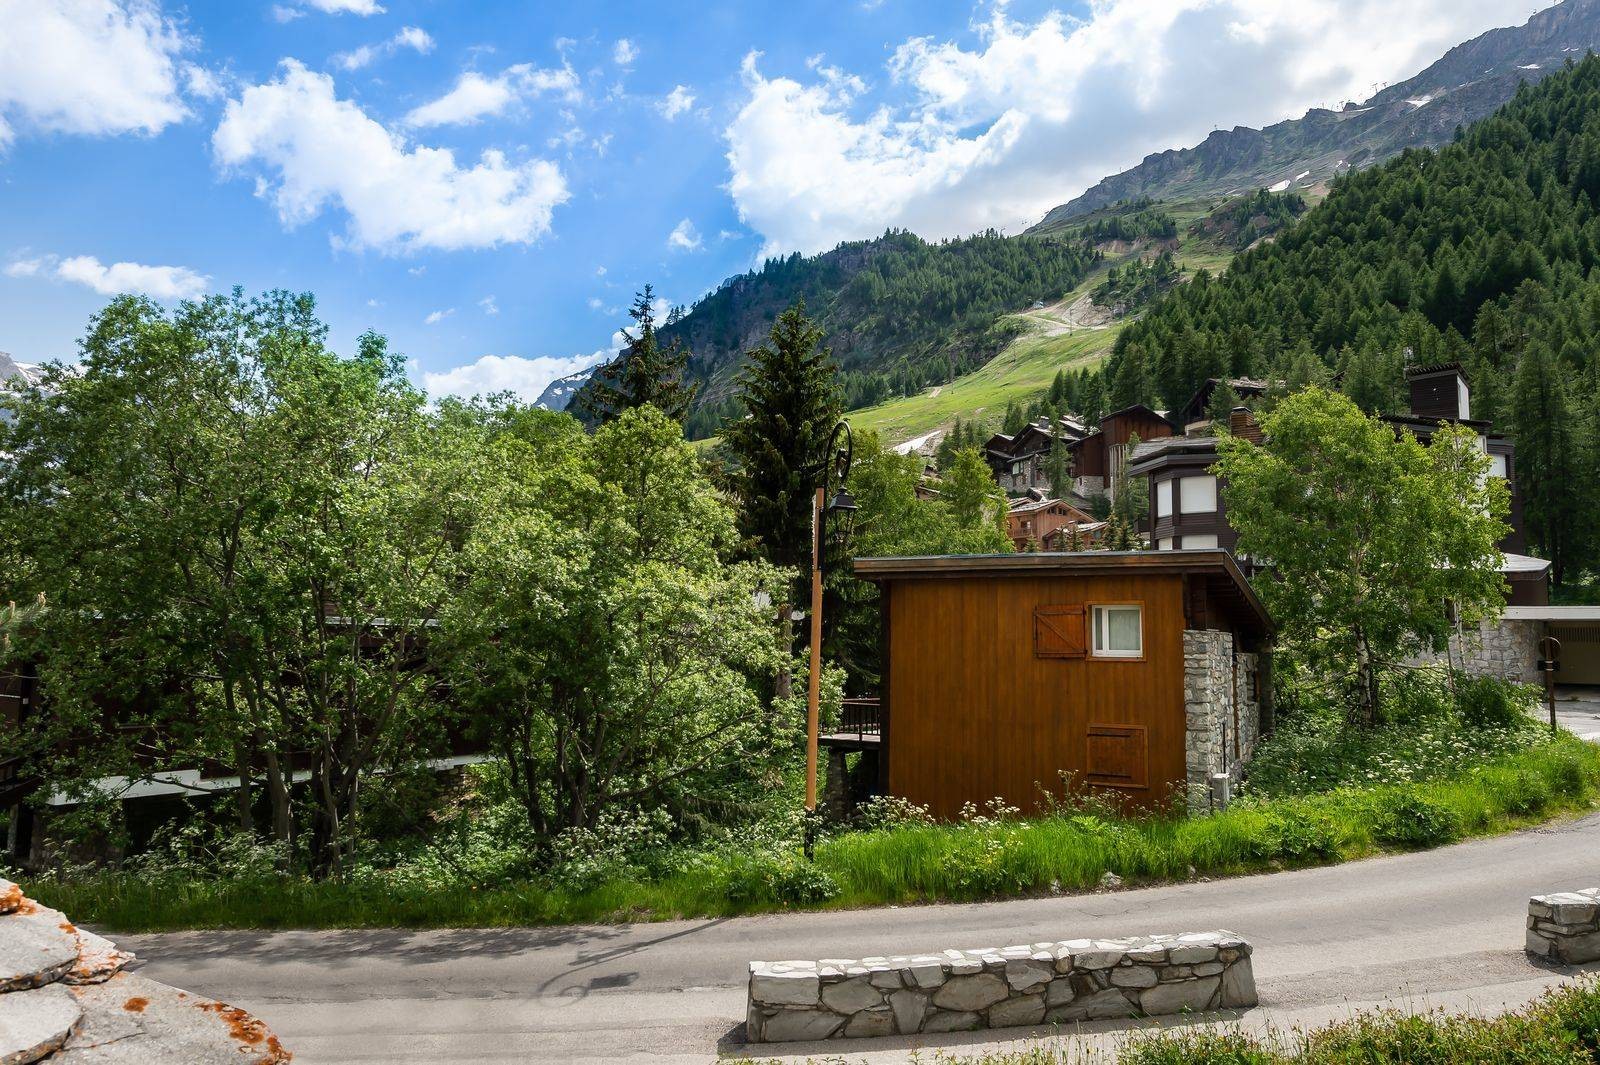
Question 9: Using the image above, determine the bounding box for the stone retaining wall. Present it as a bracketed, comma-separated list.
[746, 931, 1256, 1043]
[1410, 618, 1544, 684]
[1527, 888, 1600, 964]
[1184, 631, 1263, 811]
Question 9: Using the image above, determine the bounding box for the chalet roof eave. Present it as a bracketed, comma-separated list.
[854, 549, 1270, 633]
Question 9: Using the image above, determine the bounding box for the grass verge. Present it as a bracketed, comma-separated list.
[28, 733, 1600, 933]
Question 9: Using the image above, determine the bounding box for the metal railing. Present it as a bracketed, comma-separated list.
[836, 697, 881, 740]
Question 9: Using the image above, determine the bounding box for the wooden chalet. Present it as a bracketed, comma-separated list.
[1006, 493, 1104, 551]
[983, 416, 1089, 494]
[984, 407, 1176, 501]
[841, 550, 1272, 819]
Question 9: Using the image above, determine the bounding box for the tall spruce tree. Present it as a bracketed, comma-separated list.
[724, 301, 842, 592]
[1512, 340, 1581, 584]
[577, 285, 696, 423]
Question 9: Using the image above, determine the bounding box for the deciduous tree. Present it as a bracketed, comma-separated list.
[1216, 388, 1509, 728]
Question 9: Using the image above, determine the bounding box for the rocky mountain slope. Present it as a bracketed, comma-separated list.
[534, 366, 595, 412]
[1031, 0, 1600, 230]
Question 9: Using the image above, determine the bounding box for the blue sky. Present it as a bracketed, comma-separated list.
[0, 0, 1556, 401]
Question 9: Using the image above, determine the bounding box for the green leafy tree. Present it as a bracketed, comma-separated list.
[1216, 388, 1509, 728]
[723, 301, 841, 595]
[0, 292, 483, 873]
[441, 405, 784, 840]
[577, 285, 696, 423]
[943, 446, 1010, 537]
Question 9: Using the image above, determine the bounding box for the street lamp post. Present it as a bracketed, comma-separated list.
[804, 421, 855, 859]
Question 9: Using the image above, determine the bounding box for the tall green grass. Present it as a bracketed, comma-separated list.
[29, 735, 1600, 932]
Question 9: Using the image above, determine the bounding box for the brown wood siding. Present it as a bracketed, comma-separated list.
[885, 572, 1188, 819]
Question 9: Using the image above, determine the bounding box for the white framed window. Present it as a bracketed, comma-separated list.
[1091, 604, 1143, 658]
[1157, 537, 1174, 551]
[1181, 533, 1219, 549]
[1179, 474, 1217, 514]
[1156, 479, 1173, 517]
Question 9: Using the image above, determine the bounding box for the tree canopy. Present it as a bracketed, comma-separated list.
[1215, 388, 1510, 727]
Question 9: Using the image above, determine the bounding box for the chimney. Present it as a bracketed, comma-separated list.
[1230, 406, 1263, 444]
[1406, 362, 1471, 421]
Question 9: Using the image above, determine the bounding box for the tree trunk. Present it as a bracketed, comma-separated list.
[1349, 634, 1380, 730]
[774, 603, 793, 702]
[231, 742, 255, 834]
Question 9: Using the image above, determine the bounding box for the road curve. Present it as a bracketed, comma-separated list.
[116, 811, 1600, 1064]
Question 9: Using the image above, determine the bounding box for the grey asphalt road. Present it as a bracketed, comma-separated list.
[116, 811, 1600, 1064]
[1556, 687, 1600, 742]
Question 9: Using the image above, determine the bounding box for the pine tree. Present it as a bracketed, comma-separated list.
[1044, 432, 1071, 496]
[577, 285, 696, 423]
[1002, 400, 1027, 436]
[1512, 340, 1580, 584]
[1205, 380, 1241, 432]
[1110, 342, 1153, 411]
[723, 301, 842, 591]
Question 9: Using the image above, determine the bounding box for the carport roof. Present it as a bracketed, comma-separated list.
[1504, 606, 1600, 621]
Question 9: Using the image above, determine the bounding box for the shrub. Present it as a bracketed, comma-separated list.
[722, 852, 840, 906]
[853, 794, 934, 830]
[1371, 792, 1463, 849]
[1457, 674, 1538, 729]
[1265, 809, 1342, 864]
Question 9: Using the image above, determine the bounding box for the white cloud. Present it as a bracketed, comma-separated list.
[425, 350, 609, 404]
[586, 296, 603, 310]
[424, 307, 454, 324]
[334, 25, 435, 71]
[726, 0, 1557, 255]
[405, 63, 579, 126]
[303, 0, 384, 14]
[479, 295, 498, 315]
[613, 39, 638, 67]
[6, 253, 208, 300]
[213, 61, 570, 253]
[658, 85, 696, 120]
[0, 0, 191, 148]
[667, 218, 702, 251]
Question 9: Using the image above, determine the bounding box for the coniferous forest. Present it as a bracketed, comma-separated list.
[1107, 56, 1600, 587]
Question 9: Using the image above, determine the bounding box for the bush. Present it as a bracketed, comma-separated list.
[1264, 809, 1342, 864]
[1457, 674, 1538, 730]
[1371, 792, 1463, 849]
[722, 852, 840, 906]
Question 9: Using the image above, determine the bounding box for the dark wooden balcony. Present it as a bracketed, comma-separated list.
[820, 697, 882, 750]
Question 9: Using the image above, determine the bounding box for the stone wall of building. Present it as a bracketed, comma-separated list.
[1184, 629, 1232, 810]
[1526, 888, 1600, 964]
[1408, 617, 1544, 684]
[1236, 651, 1261, 764]
[746, 931, 1256, 1043]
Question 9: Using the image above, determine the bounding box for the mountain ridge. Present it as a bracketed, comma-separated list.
[1031, 0, 1600, 230]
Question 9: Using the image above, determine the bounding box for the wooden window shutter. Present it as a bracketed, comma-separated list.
[1087, 724, 1147, 789]
[1034, 605, 1086, 658]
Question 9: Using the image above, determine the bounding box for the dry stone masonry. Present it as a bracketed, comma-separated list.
[0, 876, 291, 1064]
[746, 930, 1256, 1043]
[1526, 888, 1600, 964]
[1183, 630, 1261, 811]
